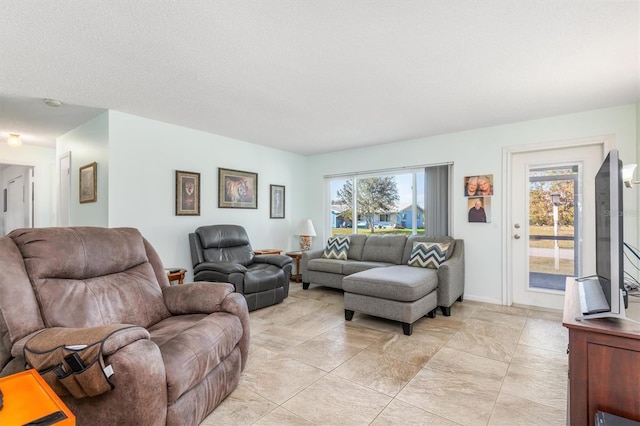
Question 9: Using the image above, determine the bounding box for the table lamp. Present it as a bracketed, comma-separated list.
[296, 219, 316, 251]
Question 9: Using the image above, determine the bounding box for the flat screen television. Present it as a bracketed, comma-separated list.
[577, 148, 627, 320]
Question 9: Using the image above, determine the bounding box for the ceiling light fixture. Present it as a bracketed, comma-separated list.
[43, 98, 62, 107]
[7, 133, 22, 147]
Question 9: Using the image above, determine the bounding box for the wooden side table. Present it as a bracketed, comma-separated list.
[286, 251, 303, 282]
[0, 369, 76, 425]
[166, 269, 186, 285]
[253, 249, 282, 255]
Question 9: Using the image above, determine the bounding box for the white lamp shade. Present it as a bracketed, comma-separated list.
[296, 219, 316, 236]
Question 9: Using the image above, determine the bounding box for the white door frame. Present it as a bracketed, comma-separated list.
[58, 152, 71, 227]
[502, 134, 615, 307]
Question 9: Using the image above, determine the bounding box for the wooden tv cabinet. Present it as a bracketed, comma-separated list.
[563, 278, 640, 425]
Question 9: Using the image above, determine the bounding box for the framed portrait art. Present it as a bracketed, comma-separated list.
[175, 170, 200, 216]
[79, 162, 97, 203]
[270, 184, 285, 218]
[218, 168, 257, 209]
[464, 174, 494, 197]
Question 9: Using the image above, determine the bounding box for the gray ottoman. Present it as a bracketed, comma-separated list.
[342, 265, 438, 336]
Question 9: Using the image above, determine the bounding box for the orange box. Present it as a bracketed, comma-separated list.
[0, 369, 75, 425]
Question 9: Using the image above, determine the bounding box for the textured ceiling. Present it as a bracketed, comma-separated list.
[0, 1, 638, 155]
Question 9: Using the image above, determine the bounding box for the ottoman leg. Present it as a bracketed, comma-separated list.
[440, 306, 451, 316]
[303, 282, 310, 290]
[345, 309, 355, 321]
[427, 308, 437, 318]
[402, 322, 413, 336]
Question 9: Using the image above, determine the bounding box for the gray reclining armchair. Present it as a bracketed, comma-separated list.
[189, 225, 293, 311]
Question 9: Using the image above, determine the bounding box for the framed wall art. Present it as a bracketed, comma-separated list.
[176, 170, 200, 216]
[270, 184, 285, 218]
[464, 174, 494, 197]
[79, 162, 97, 203]
[218, 168, 258, 209]
[467, 197, 491, 223]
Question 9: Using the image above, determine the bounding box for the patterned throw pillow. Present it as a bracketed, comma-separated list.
[407, 242, 450, 269]
[321, 236, 350, 260]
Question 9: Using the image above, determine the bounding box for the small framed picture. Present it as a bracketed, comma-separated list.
[468, 197, 491, 223]
[270, 184, 285, 218]
[79, 162, 97, 203]
[218, 168, 258, 209]
[176, 170, 200, 216]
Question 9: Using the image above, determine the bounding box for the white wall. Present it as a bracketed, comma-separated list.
[18, 103, 637, 304]
[0, 144, 56, 232]
[106, 111, 307, 281]
[57, 112, 110, 227]
[304, 104, 639, 304]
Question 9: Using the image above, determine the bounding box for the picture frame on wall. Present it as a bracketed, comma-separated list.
[218, 168, 258, 209]
[468, 197, 491, 223]
[176, 170, 201, 216]
[79, 162, 97, 203]
[270, 184, 285, 218]
[464, 174, 494, 197]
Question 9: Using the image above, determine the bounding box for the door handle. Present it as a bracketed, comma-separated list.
[514, 234, 521, 239]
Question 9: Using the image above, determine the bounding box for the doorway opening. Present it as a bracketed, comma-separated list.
[528, 165, 578, 292]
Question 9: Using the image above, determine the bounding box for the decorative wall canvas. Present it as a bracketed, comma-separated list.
[464, 174, 494, 197]
[79, 162, 97, 203]
[468, 197, 491, 223]
[218, 168, 257, 209]
[270, 184, 285, 218]
[176, 170, 200, 216]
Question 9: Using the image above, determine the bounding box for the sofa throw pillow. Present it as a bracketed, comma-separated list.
[321, 236, 350, 260]
[407, 242, 449, 269]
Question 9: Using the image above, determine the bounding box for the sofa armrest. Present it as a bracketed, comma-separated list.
[301, 249, 324, 282]
[13, 325, 149, 359]
[162, 282, 236, 314]
[437, 240, 465, 308]
[220, 292, 250, 371]
[21, 325, 152, 399]
[253, 254, 293, 268]
[194, 261, 247, 275]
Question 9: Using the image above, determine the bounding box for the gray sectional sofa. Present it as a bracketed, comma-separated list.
[301, 234, 464, 333]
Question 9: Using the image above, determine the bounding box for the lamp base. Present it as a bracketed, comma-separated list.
[299, 235, 312, 251]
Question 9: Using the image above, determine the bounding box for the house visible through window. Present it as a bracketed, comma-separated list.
[327, 164, 450, 238]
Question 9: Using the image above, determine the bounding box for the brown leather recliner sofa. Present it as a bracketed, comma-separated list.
[0, 227, 249, 425]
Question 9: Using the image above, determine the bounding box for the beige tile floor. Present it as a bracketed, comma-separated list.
[202, 283, 568, 426]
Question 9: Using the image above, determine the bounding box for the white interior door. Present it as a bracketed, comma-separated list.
[509, 143, 604, 310]
[6, 174, 26, 234]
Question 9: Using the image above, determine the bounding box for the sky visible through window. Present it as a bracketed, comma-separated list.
[330, 172, 424, 208]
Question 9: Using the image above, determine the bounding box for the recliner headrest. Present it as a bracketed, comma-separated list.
[196, 225, 250, 249]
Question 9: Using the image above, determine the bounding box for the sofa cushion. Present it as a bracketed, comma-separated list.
[342, 265, 438, 302]
[244, 263, 286, 294]
[9, 227, 171, 329]
[361, 234, 407, 264]
[148, 312, 243, 402]
[321, 236, 350, 260]
[307, 258, 346, 275]
[346, 234, 368, 260]
[408, 242, 450, 269]
[402, 235, 456, 264]
[342, 261, 396, 275]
